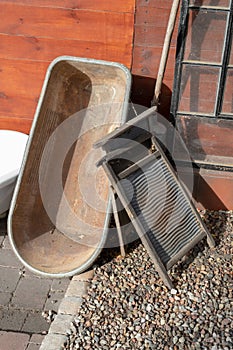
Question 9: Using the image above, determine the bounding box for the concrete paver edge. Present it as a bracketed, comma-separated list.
[39, 270, 94, 350]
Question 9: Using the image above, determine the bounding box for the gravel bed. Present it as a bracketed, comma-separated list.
[64, 211, 233, 350]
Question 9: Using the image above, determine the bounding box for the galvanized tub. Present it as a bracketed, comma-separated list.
[8, 56, 131, 277]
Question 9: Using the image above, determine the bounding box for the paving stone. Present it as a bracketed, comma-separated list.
[0, 292, 12, 306]
[44, 292, 64, 312]
[0, 307, 28, 331]
[0, 266, 20, 293]
[48, 314, 73, 335]
[0, 211, 72, 350]
[2, 236, 12, 249]
[65, 280, 88, 298]
[29, 334, 45, 344]
[0, 248, 23, 268]
[0, 235, 5, 246]
[23, 268, 52, 279]
[72, 269, 94, 282]
[26, 344, 41, 350]
[0, 331, 30, 350]
[11, 276, 52, 310]
[51, 278, 70, 293]
[22, 311, 50, 334]
[39, 333, 67, 350]
[58, 296, 82, 315]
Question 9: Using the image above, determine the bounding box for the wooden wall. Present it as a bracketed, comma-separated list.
[131, 0, 179, 116]
[130, 0, 233, 210]
[0, 0, 135, 133]
[0, 0, 179, 133]
[1, 0, 232, 209]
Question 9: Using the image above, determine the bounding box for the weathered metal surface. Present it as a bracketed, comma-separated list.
[8, 56, 131, 277]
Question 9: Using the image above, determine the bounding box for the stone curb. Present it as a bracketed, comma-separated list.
[39, 270, 94, 350]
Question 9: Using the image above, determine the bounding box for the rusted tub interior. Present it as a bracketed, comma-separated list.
[8, 57, 131, 277]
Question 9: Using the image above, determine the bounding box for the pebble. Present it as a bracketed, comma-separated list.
[179, 336, 185, 343]
[171, 288, 177, 295]
[63, 210, 233, 349]
[42, 310, 57, 323]
[160, 318, 165, 326]
[173, 336, 178, 344]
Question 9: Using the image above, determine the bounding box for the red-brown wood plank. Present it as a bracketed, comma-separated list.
[0, 3, 134, 45]
[195, 168, 233, 210]
[137, 0, 174, 9]
[135, 7, 171, 26]
[181, 167, 233, 210]
[131, 0, 179, 121]
[0, 59, 48, 120]
[132, 0, 179, 85]
[2, 0, 135, 13]
[0, 116, 32, 134]
[132, 46, 176, 79]
[134, 25, 177, 48]
[0, 93, 39, 120]
[0, 59, 47, 98]
[0, 34, 132, 67]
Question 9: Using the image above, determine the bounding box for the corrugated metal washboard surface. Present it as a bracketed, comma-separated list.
[95, 107, 215, 289]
